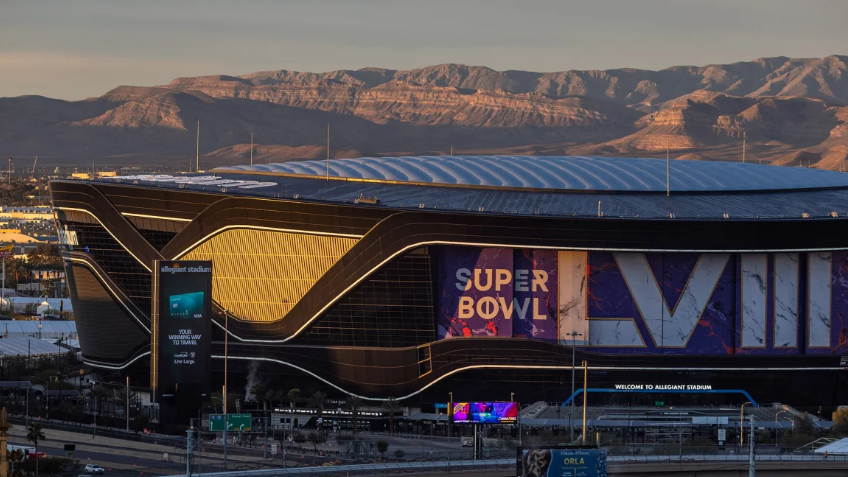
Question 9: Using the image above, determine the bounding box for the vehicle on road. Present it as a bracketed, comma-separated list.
[85, 464, 105, 474]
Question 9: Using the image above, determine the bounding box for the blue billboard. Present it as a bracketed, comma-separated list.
[518, 448, 607, 477]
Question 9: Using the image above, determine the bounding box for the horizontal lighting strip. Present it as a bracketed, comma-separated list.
[54, 207, 152, 272]
[121, 212, 193, 223]
[84, 351, 151, 370]
[212, 356, 845, 402]
[173, 224, 364, 259]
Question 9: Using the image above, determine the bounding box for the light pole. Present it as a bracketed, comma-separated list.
[448, 391, 453, 439]
[126, 376, 130, 433]
[223, 308, 229, 470]
[775, 410, 788, 446]
[581, 360, 588, 444]
[567, 331, 583, 442]
[740, 401, 752, 446]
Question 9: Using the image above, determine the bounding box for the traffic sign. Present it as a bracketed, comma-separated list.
[209, 413, 252, 431]
[270, 444, 278, 455]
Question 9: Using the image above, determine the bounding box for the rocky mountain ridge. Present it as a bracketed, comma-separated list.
[1, 55, 847, 168]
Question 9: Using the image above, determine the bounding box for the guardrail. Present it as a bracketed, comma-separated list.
[164, 458, 514, 477]
[608, 454, 848, 463]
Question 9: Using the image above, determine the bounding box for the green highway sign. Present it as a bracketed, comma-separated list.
[209, 413, 252, 431]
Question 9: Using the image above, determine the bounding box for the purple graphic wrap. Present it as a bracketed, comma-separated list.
[513, 249, 558, 341]
[436, 247, 514, 339]
[832, 251, 848, 354]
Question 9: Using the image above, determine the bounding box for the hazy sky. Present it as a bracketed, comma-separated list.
[2, 0, 847, 100]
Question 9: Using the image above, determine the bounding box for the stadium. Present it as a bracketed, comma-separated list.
[50, 155, 848, 412]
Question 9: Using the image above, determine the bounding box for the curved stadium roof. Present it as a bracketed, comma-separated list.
[217, 156, 848, 193]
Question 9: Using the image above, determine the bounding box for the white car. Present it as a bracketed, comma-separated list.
[85, 464, 105, 474]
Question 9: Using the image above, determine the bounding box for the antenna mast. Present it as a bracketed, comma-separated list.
[196, 119, 200, 173]
[666, 140, 670, 197]
[326, 123, 330, 182]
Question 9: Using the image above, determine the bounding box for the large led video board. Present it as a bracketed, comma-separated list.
[452, 401, 518, 424]
[151, 260, 212, 400]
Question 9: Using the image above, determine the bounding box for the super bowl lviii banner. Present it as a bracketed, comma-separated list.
[435, 247, 557, 340]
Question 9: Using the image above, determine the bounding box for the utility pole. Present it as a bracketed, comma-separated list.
[749, 415, 755, 477]
[196, 119, 200, 173]
[581, 360, 588, 444]
[568, 331, 582, 442]
[186, 428, 193, 477]
[223, 309, 229, 469]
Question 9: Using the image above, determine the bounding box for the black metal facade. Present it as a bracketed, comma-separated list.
[49, 179, 848, 408]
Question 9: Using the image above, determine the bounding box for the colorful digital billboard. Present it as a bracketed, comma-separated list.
[452, 401, 518, 424]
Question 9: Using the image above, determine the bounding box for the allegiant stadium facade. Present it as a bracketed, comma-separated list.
[51, 156, 848, 410]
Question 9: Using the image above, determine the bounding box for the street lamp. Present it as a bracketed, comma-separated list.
[448, 392, 453, 438]
[775, 410, 790, 446]
[222, 308, 230, 469]
[740, 401, 752, 446]
[566, 331, 583, 442]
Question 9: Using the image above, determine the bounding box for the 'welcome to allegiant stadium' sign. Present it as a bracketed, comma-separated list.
[614, 384, 713, 390]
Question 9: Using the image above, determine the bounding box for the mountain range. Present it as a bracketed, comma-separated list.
[2, 55, 848, 169]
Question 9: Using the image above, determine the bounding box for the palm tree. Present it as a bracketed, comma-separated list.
[267, 389, 285, 410]
[26, 422, 45, 475]
[250, 381, 268, 414]
[346, 395, 362, 437]
[309, 391, 326, 434]
[287, 388, 301, 409]
[113, 387, 139, 422]
[8, 449, 25, 477]
[89, 385, 109, 416]
[382, 397, 403, 435]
